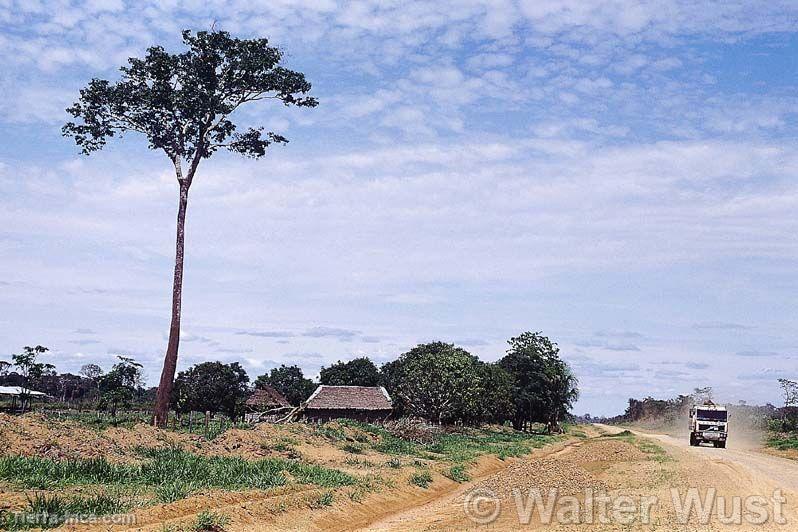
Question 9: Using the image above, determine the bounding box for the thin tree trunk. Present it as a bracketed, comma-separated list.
[153, 180, 190, 427]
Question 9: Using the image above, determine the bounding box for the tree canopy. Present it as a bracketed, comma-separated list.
[381, 342, 484, 424]
[63, 29, 317, 165]
[98, 356, 144, 418]
[499, 332, 578, 432]
[255, 364, 316, 406]
[319, 357, 380, 387]
[11, 345, 54, 413]
[171, 361, 250, 419]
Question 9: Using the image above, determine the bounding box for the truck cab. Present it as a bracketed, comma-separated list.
[689, 403, 728, 448]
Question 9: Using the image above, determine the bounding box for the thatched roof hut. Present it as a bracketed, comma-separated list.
[302, 385, 392, 422]
[246, 386, 290, 412]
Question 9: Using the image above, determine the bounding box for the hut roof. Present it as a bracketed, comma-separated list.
[246, 386, 290, 409]
[0, 386, 46, 396]
[304, 385, 392, 411]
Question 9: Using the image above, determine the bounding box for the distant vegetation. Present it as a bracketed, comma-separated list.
[1, 331, 578, 434]
[596, 384, 798, 454]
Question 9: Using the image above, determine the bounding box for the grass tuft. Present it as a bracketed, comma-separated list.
[192, 510, 230, 531]
[409, 470, 433, 488]
[0, 491, 129, 530]
[443, 464, 470, 482]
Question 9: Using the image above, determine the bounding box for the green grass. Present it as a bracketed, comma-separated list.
[308, 491, 335, 509]
[385, 457, 402, 469]
[601, 429, 634, 438]
[38, 410, 252, 440]
[1, 491, 130, 530]
[342, 443, 365, 454]
[192, 510, 230, 531]
[155, 481, 194, 504]
[0, 449, 354, 496]
[767, 433, 798, 450]
[443, 464, 470, 483]
[409, 470, 433, 488]
[346, 422, 560, 464]
[635, 439, 672, 462]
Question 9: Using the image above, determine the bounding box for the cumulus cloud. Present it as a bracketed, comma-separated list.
[1, 0, 797, 416]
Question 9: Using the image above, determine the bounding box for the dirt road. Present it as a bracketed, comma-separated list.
[357, 425, 798, 531]
[617, 425, 798, 494]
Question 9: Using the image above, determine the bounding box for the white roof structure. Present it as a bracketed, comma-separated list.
[0, 386, 47, 396]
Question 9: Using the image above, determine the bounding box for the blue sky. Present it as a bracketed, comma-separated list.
[1, 1, 797, 416]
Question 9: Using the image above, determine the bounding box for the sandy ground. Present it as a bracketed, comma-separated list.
[5, 417, 794, 531]
[350, 425, 798, 531]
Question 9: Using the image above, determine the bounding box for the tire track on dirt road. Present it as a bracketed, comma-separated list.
[600, 424, 798, 494]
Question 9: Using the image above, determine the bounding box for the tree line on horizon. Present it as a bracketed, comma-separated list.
[1, 331, 578, 433]
[592, 385, 798, 434]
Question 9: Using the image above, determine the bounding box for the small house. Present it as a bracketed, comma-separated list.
[301, 385, 392, 423]
[244, 386, 292, 422]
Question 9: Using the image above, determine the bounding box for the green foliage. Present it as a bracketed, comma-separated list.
[477, 363, 516, 424]
[1, 491, 129, 530]
[444, 464, 470, 482]
[98, 356, 143, 418]
[309, 491, 335, 508]
[255, 365, 316, 406]
[767, 433, 798, 450]
[319, 358, 381, 386]
[342, 443, 365, 454]
[314, 424, 348, 441]
[171, 361, 249, 419]
[359, 422, 559, 464]
[409, 470, 432, 488]
[10, 345, 53, 412]
[192, 510, 230, 531]
[381, 342, 484, 424]
[499, 332, 579, 432]
[385, 458, 402, 469]
[63, 29, 317, 160]
[155, 481, 194, 503]
[0, 450, 354, 493]
[601, 430, 634, 438]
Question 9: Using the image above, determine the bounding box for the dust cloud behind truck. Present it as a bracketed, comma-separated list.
[689, 402, 728, 448]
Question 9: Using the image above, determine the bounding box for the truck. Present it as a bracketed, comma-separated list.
[689, 402, 728, 448]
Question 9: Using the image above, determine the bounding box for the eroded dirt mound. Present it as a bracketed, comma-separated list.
[476, 456, 607, 498]
[562, 439, 648, 464]
[0, 413, 123, 461]
[103, 423, 197, 452]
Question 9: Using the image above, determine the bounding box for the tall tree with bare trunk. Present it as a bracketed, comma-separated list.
[63, 30, 317, 426]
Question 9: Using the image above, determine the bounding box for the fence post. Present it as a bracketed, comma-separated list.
[204, 411, 210, 437]
[188, 411, 193, 433]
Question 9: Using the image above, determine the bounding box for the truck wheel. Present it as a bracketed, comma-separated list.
[717, 441, 726, 449]
[689, 434, 696, 446]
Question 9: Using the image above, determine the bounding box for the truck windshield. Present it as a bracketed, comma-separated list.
[697, 410, 727, 421]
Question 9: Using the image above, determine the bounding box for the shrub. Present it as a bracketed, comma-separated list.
[409, 470, 432, 488]
[444, 464, 470, 483]
[193, 511, 230, 531]
[309, 491, 334, 509]
[342, 443, 364, 454]
[386, 458, 402, 469]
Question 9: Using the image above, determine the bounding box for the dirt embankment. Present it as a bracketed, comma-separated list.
[365, 426, 798, 531]
[0, 414, 574, 531]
